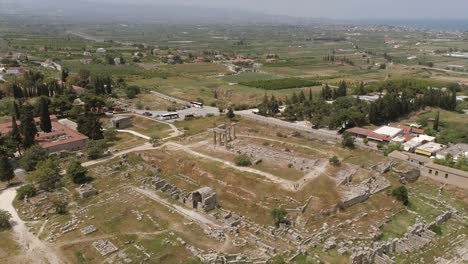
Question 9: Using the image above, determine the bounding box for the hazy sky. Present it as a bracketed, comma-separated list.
[98, 0, 468, 19]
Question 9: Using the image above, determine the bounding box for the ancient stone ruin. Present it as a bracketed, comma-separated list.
[190, 187, 218, 212]
[349, 211, 456, 264]
[93, 239, 118, 256]
[212, 123, 237, 148]
[339, 175, 391, 208]
[76, 184, 97, 198]
[144, 176, 218, 212]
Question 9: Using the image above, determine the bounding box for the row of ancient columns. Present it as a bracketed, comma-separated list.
[213, 124, 237, 148]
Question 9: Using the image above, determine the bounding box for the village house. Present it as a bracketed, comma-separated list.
[415, 142, 446, 157]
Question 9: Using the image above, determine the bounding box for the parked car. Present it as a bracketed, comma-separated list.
[142, 112, 152, 116]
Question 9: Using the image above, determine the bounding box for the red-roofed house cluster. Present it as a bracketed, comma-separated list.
[0, 115, 88, 153]
[346, 124, 446, 157]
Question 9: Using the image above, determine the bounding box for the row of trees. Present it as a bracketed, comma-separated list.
[320, 80, 347, 100]
[239, 78, 321, 90]
[369, 89, 457, 124]
[323, 55, 355, 66]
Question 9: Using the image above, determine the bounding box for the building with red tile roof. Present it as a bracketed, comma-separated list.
[345, 127, 372, 138]
[397, 125, 425, 135]
[0, 115, 88, 153]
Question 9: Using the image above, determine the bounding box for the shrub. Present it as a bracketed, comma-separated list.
[86, 140, 107, 160]
[239, 78, 321, 90]
[276, 132, 286, 138]
[271, 208, 289, 227]
[329, 156, 341, 166]
[16, 184, 37, 200]
[19, 145, 48, 171]
[391, 186, 409, 206]
[67, 160, 88, 184]
[429, 225, 442, 235]
[226, 108, 235, 119]
[125, 85, 141, 99]
[234, 154, 252, 167]
[341, 132, 355, 148]
[53, 200, 68, 215]
[0, 210, 12, 230]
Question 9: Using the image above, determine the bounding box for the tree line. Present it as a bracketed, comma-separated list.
[239, 78, 321, 90]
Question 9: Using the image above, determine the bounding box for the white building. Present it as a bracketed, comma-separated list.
[373, 126, 402, 138]
[403, 135, 436, 152]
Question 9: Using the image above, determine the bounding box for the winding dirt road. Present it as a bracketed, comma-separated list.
[0, 187, 62, 264]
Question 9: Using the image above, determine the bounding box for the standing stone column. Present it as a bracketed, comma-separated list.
[227, 126, 232, 141]
[232, 124, 237, 139]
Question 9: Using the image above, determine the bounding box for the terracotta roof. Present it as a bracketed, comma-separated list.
[346, 127, 372, 137]
[398, 125, 425, 135]
[0, 116, 88, 149]
[36, 121, 88, 149]
[367, 132, 392, 142]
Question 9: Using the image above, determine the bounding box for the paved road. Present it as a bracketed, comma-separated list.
[235, 109, 341, 142]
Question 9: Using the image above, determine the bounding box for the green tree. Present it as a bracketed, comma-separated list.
[125, 85, 141, 99]
[103, 128, 118, 142]
[149, 135, 161, 147]
[329, 156, 341, 166]
[0, 210, 12, 230]
[341, 132, 355, 148]
[10, 116, 22, 155]
[391, 186, 409, 206]
[19, 145, 48, 171]
[433, 111, 440, 131]
[39, 97, 52, 132]
[28, 159, 61, 191]
[226, 107, 235, 119]
[85, 140, 107, 160]
[67, 160, 88, 184]
[0, 155, 14, 185]
[234, 154, 252, 167]
[19, 104, 38, 149]
[53, 199, 67, 215]
[77, 113, 103, 140]
[271, 208, 288, 227]
[16, 184, 37, 200]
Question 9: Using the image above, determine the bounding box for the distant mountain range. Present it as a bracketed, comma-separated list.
[0, 0, 332, 25]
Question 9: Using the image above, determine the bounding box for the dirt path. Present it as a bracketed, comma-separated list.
[170, 141, 328, 191]
[0, 187, 63, 264]
[238, 134, 332, 156]
[81, 143, 157, 167]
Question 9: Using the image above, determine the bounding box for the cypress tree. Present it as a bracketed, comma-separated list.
[11, 101, 20, 119]
[0, 154, 14, 185]
[39, 97, 52, 132]
[433, 111, 440, 131]
[19, 104, 37, 149]
[10, 117, 22, 156]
